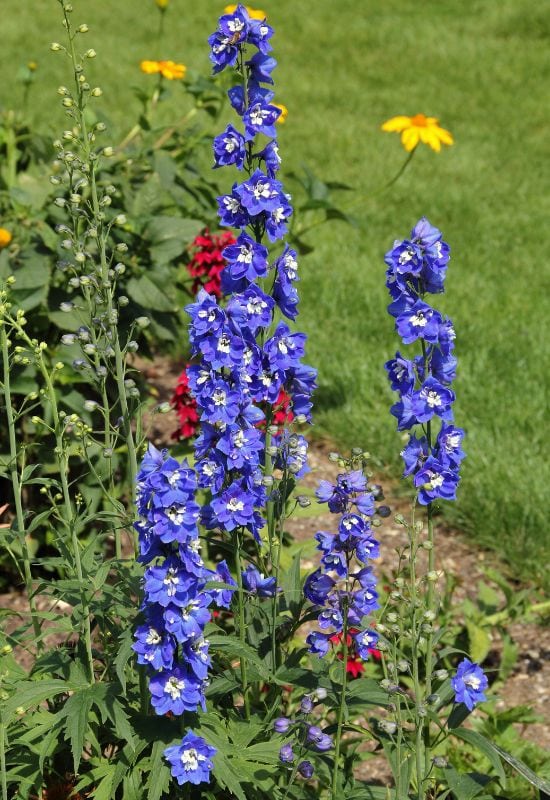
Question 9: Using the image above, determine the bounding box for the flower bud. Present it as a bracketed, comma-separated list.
[50, 42, 63, 51]
[91, 87, 102, 97]
[85, 48, 96, 58]
[102, 146, 114, 157]
[77, 24, 89, 33]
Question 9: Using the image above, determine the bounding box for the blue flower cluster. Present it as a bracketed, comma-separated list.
[133, 445, 233, 781]
[385, 218, 465, 505]
[304, 465, 380, 659]
[187, 6, 315, 552]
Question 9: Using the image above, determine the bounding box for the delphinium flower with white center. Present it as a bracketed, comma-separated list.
[153, 4, 316, 788]
[133, 444, 225, 781]
[188, 4, 315, 606]
[303, 460, 380, 663]
[451, 658, 488, 711]
[384, 217, 465, 503]
[164, 731, 217, 786]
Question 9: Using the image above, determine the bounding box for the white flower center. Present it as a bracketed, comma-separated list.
[410, 312, 427, 327]
[165, 676, 185, 699]
[464, 674, 481, 690]
[217, 334, 231, 354]
[239, 245, 253, 263]
[146, 627, 161, 645]
[425, 390, 441, 408]
[181, 748, 206, 771]
[168, 504, 185, 524]
[272, 207, 286, 223]
[227, 498, 244, 512]
[213, 388, 227, 406]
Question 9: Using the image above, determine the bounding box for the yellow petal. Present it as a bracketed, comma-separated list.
[381, 115, 412, 132]
[401, 128, 419, 152]
[159, 61, 186, 80]
[140, 60, 161, 74]
[432, 125, 454, 146]
[419, 128, 441, 152]
[273, 103, 288, 123]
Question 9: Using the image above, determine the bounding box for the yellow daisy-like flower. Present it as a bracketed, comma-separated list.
[224, 4, 267, 20]
[0, 228, 13, 249]
[381, 113, 453, 153]
[155, 0, 169, 8]
[273, 103, 288, 124]
[140, 60, 186, 80]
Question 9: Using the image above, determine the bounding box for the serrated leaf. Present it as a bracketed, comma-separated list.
[147, 739, 172, 800]
[63, 686, 94, 773]
[491, 743, 550, 793]
[212, 751, 247, 800]
[3, 679, 71, 725]
[115, 628, 135, 693]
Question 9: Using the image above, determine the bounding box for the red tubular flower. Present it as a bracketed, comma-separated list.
[186, 228, 236, 298]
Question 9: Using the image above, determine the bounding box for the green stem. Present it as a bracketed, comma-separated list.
[234, 531, 250, 719]
[292, 148, 417, 240]
[408, 501, 424, 800]
[0, 721, 8, 800]
[0, 325, 42, 649]
[331, 602, 349, 799]
[65, 10, 139, 552]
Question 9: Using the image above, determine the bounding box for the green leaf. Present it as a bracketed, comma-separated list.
[208, 634, 272, 680]
[147, 739, 172, 800]
[115, 630, 135, 694]
[491, 743, 550, 793]
[344, 785, 396, 799]
[450, 729, 506, 785]
[127, 273, 176, 312]
[212, 751, 248, 800]
[2, 679, 71, 725]
[282, 548, 303, 616]
[442, 767, 491, 799]
[146, 215, 203, 266]
[63, 686, 94, 774]
[465, 620, 492, 663]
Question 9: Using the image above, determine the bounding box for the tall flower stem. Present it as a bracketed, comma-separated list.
[64, 5, 139, 554]
[408, 501, 425, 800]
[0, 322, 42, 649]
[0, 720, 8, 800]
[331, 601, 350, 800]
[234, 530, 250, 719]
[9, 315, 95, 683]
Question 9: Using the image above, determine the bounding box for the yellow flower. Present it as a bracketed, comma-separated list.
[0, 229, 12, 249]
[27, 61, 38, 71]
[140, 60, 186, 80]
[224, 4, 266, 20]
[155, 0, 169, 7]
[273, 103, 288, 124]
[381, 113, 453, 153]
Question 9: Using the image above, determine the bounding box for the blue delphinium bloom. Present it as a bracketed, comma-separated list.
[164, 731, 217, 786]
[242, 564, 278, 597]
[451, 658, 488, 711]
[384, 219, 464, 502]
[213, 124, 247, 169]
[305, 460, 380, 661]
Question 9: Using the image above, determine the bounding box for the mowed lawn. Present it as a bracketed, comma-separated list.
[1, 0, 549, 584]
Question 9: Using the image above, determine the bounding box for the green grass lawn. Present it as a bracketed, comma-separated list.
[1, 0, 549, 584]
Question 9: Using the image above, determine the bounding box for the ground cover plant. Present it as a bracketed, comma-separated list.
[0, 2, 549, 800]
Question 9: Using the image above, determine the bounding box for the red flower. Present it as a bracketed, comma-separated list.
[329, 627, 380, 678]
[186, 228, 236, 298]
[170, 367, 200, 441]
